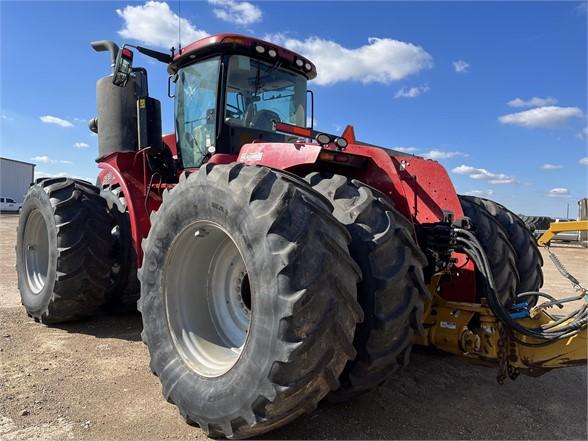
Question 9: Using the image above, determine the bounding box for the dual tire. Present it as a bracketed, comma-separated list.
[305, 172, 429, 400]
[459, 195, 543, 305]
[16, 178, 114, 323]
[138, 165, 429, 438]
[139, 164, 365, 438]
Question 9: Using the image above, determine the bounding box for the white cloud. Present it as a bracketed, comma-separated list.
[209, 0, 261, 25]
[395, 84, 430, 98]
[31, 155, 73, 165]
[452, 164, 516, 184]
[540, 163, 563, 170]
[422, 149, 466, 160]
[464, 189, 495, 197]
[1, 113, 14, 121]
[507, 97, 558, 108]
[266, 34, 433, 86]
[73, 142, 90, 149]
[452, 60, 469, 73]
[498, 106, 584, 128]
[391, 146, 420, 153]
[35, 170, 92, 183]
[117, 1, 209, 48]
[547, 187, 570, 197]
[580, 157, 588, 165]
[577, 127, 588, 139]
[40, 115, 73, 128]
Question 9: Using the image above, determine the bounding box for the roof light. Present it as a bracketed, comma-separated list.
[223, 36, 247, 45]
[304, 62, 312, 71]
[295, 59, 304, 67]
[316, 133, 331, 145]
[334, 137, 348, 149]
[268, 48, 277, 58]
[255, 45, 265, 54]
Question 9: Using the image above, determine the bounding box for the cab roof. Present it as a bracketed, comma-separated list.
[168, 33, 317, 80]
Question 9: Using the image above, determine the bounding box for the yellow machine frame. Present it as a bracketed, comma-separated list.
[537, 220, 588, 246]
[415, 275, 587, 381]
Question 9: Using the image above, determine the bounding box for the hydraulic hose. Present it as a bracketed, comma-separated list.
[453, 228, 587, 343]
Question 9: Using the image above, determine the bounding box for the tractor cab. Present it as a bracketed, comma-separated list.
[169, 34, 316, 169]
[92, 34, 316, 172]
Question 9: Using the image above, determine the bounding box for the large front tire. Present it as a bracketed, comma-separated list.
[139, 164, 363, 439]
[16, 178, 114, 323]
[306, 172, 429, 401]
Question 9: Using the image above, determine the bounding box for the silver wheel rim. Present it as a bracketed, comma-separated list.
[23, 209, 49, 294]
[164, 221, 251, 377]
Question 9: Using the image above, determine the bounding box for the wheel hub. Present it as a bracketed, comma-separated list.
[164, 221, 252, 377]
[23, 209, 49, 294]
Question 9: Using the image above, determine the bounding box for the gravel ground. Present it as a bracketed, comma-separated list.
[1, 213, 586, 440]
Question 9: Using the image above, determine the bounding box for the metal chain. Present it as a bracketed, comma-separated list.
[496, 324, 519, 383]
[496, 324, 508, 384]
[544, 244, 587, 296]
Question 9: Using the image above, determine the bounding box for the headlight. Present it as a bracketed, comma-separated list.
[334, 137, 348, 149]
[316, 133, 331, 145]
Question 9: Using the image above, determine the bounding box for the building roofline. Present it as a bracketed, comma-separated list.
[0, 157, 36, 167]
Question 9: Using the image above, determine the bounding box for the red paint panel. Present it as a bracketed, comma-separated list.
[439, 254, 477, 303]
[390, 155, 464, 223]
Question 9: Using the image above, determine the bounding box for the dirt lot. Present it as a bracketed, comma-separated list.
[1, 213, 586, 440]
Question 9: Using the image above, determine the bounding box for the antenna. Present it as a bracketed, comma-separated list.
[178, 0, 182, 54]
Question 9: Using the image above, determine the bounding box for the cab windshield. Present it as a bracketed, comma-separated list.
[175, 56, 221, 168]
[224, 55, 306, 132]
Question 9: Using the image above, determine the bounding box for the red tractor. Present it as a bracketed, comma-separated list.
[16, 34, 586, 439]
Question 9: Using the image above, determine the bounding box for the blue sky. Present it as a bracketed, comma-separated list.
[1, 0, 587, 217]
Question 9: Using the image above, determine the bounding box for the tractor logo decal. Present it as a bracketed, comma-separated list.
[241, 151, 263, 162]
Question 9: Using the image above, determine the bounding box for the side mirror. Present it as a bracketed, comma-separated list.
[113, 48, 134, 87]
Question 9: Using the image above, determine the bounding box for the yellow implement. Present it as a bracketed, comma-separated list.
[415, 275, 587, 382]
[537, 220, 588, 246]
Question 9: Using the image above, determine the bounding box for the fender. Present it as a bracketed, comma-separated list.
[238, 142, 412, 220]
[237, 142, 464, 223]
[97, 151, 162, 265]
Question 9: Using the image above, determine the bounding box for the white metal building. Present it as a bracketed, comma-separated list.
[0, 157, 35, 203]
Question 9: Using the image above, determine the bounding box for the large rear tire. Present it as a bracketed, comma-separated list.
[16, 178, 114, 323]
[306, 172, 429, 401]
[459, 196, 519, 305]
[139, 164, 363, 439]
[460, 196, 543, 296]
